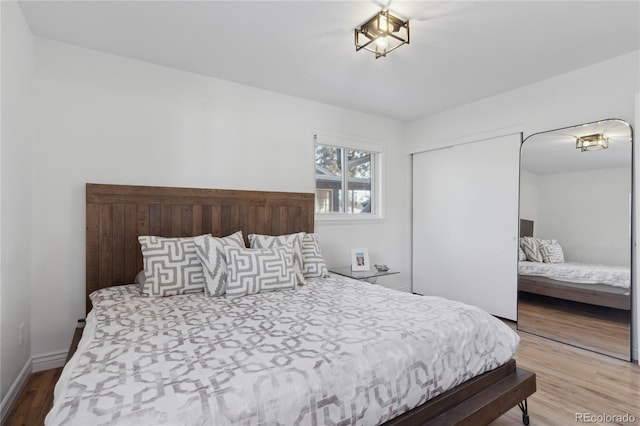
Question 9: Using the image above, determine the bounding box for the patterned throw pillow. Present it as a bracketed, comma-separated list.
[520, 236, 543, 262]
[138, 235, 206, 296]
[134, 270, 146, 287]
[518, 247, 527, 261]
[224, 245, 296, 297]
[193, 231, 245, 297]
[248, 233, 305, 285]
[301, 233, 328, 278]
[539, 241, 565, 264]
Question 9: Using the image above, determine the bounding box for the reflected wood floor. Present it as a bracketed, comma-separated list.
[518, 293, 631, 360]
[5, 327, 640, 426]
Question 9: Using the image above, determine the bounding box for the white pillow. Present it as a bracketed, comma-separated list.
[224, 245, 297, 297]
[248, 233, 305, 285]
[138, 235, 207, 296]
[301, 233, 329, 278]
[193, 231, 245, 296]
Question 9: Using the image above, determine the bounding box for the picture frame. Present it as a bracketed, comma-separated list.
[351, 248, 370, 271]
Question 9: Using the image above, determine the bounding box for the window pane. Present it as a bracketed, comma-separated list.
[315, 144, 343, 213]
[347, 149, 373, 214]
[315, 141, 376, 215]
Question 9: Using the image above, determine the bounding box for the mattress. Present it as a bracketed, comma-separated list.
[46, 274, 519, 426]
[519, 261, 630, 289]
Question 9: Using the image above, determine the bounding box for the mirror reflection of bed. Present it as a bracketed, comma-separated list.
[517, 119, 632, 361]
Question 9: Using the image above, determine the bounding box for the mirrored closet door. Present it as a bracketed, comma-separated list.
[517, 119, 633, 361]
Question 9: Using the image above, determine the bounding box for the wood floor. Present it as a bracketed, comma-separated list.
[491, 324, 639, 426]
[4, 368, 61, 426]
[5, 327, 640, 426]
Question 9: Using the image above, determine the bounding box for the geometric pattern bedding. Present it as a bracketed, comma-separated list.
[519, 260, 630, 289]
[46, 275, 519, 426]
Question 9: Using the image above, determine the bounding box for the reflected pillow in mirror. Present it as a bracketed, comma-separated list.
[518, 247, 527, 261]
[521, 236, 543, 262]
[539, 241, 565, 264]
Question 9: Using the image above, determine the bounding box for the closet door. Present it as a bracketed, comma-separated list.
[412, 133, 521, 320]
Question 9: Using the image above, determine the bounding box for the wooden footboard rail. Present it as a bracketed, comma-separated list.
[518, 276, 630, 310]
[385, 359, 536, 426]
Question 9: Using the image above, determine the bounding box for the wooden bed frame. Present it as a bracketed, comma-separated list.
[518, 219, 631, 310]
[84, 183, 536, 425]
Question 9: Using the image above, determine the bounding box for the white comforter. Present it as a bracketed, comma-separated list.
[46, 274, 518, 426]
[519, 261, 630, 289]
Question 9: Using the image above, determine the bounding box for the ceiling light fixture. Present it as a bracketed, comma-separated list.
[575, 133, 609, 152]
[354, 10, 409, 59]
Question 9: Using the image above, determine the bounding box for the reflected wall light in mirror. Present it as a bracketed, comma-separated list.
[576, 133, 609, 152]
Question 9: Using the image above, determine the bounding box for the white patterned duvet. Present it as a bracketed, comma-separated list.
[46, 274, 519, 426]
[519, 261, 630, 289]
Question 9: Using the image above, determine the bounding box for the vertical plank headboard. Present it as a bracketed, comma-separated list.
[520, 219, 534, 238]
[86, 183, 315, 313]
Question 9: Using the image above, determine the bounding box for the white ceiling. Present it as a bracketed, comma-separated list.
[18, 1, 640, 122]
[521, 119, 633, 175]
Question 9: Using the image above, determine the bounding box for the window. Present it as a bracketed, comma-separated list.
[314, 134, 380, 217]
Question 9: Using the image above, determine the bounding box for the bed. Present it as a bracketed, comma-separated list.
[517, 219, 631, 360]
[46, 183, 536, 425]
[518, 219, 630, 310]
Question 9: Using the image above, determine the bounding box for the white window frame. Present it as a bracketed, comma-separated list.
[314, 132, 384, 222]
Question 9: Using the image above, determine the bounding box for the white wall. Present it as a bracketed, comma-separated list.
[405, 50, 640, 359]
[0, 0, 33, 409]
[519, 169, 539, 225]
[406, 51, 639, 153]
[30, 38, 410, 359]
[534, 167, 631, 266]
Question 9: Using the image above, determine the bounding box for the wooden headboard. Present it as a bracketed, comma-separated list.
[520, 219, 534, 238]
[86, 183, 314, 312]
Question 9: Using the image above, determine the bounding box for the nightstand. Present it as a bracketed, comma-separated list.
[330, 266, 399, 284]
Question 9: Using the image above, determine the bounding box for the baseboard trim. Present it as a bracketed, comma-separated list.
[32, 350, 67, 373]
[387, 286, 410, 293]
[0, 358, 32, 424]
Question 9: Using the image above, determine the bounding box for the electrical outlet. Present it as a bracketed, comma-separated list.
[18, 323, 24, 346]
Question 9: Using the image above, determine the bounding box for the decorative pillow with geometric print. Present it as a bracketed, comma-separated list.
[518, 246, 527, 261]
[539, 241, 565, 264]
[300, 233, 329, 278]
[138, 235, 207, 296]
[520, 236, 543, 263]
[248, 232, 306, 285]
[224, 245, 297, 297]
[193, 231, 246, 297]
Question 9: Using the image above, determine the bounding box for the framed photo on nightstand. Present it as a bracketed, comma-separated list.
[351, 248, 370, 271]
